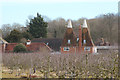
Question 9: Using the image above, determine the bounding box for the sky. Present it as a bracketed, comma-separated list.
[0, 0, 119, 28]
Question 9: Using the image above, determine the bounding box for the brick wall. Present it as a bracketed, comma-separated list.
[61, 46, 78, 54]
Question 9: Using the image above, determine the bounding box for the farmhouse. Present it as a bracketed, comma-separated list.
[31, 19, 97, 53]
[61, 19, 97, 54]
[2, 40, 52, 53]
[1, 19, 97, 53]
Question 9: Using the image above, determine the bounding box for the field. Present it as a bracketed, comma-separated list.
[1, 50, 119, 78]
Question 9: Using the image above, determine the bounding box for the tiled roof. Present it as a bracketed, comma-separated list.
[31, 38, 62, 51]
[26, 43, 52, 52]
[61, 28, 77, 47]
[5, 43, 18, 52]
[5, 43, 52, 53]
[82, 28, 94, 46]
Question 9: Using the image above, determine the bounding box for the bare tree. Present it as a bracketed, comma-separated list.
[47, 18, 66, 38]
[1, 23, 25, 38]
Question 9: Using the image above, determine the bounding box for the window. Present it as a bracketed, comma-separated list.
[64, 47, 70, 51]
[83, 40, 86, 44]
[77, 38, 79, 42]
[68, 39, 70, 44]
[93, 47, 97, 53]
[84, 47, 90, 51]
[46, 42, 49, 45]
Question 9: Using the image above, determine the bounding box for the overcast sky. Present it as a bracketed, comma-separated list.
[0, 0, 118, 27]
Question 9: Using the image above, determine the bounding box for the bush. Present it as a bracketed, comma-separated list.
[13, 43, 27, 53]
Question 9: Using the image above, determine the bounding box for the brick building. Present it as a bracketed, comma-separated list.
[1, 19, 97, 54]
[61, 19, 97, 54]
[3, 40, 52, 53]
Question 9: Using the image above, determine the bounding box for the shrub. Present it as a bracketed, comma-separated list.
[13, 43, 27, 53]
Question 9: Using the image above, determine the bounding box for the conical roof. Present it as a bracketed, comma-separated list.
[67, 19, 72, 28]
[82, 19, 94, 46]
[61, 28, 77, 46]
[61, 19, 77, 46]
[82, 19, 88, 28]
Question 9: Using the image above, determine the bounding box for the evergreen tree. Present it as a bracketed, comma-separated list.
[22, 31, 33, 40]
[28, 13, 48, 38]
[5, 29, 22, 43]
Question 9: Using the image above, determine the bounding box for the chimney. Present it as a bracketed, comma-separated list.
[79, 24, 82, 53]
[67, 19, 72, 28]
[26, 39, 31, 45]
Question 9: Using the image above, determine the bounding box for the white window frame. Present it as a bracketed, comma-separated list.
[63, 47, 70, 51]
[84, 47, 90, 51]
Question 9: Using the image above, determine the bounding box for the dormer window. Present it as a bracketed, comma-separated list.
[68, 39, 70, 44]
